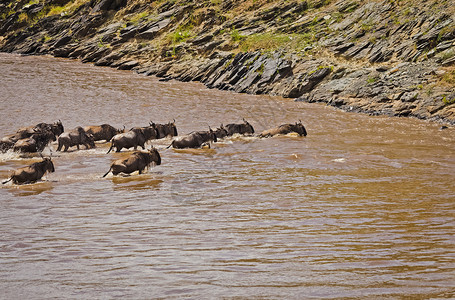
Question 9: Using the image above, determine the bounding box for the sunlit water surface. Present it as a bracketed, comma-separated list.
[0, 53, 454, 299]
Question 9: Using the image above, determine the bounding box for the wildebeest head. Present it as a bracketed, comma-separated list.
[147, 147, 161, 166]
[142, 123, 158, 140]
[206, 127, 217, 143]
[293, 120, 307, 136]
[215, 124, 228, 139]
[42, 157, 55, 173]
[153, 120, 178, 138]
[36, 153, 55, 173]
[169, 120, 178, 137]
[50, 120, 64, 137]
[77, 127, 96, 147]
[242, 118, 255, 134]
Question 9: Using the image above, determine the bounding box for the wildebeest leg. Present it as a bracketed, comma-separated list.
[76, 144, 80, 150]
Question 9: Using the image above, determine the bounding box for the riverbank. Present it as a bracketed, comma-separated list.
[1, 0, 454, 124]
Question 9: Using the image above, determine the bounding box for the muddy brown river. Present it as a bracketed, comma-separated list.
[0, 53, 454, 298]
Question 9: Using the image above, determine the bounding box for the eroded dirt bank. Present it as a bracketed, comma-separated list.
[1, 0, 454, 124]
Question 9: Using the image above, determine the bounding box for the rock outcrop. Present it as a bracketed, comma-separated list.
[1, 0, 454, 124]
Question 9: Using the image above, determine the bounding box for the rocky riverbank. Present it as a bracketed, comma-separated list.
[1, 0, 454, 124]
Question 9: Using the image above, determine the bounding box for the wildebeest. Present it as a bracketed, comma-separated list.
[2, 156, 55, 185]
[259, 121, 307, 137]
[154, 120, 178, 139]
[225, 119, 255, 136]
[169, 128, 217, 149]
[13, 131, 56, 153]
[1, 121, 63, 152]
[16, 121, 64, 140]
[107, 124, 157, 153]
[83, 124, 125, 142]
[102, 148, 161, 177]
[57, 127, 95, 152]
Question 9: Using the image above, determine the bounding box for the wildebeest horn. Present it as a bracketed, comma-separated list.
[173, 119, 175, 123]
[299, 119, 302, 124]
[39, 152, 44, 159]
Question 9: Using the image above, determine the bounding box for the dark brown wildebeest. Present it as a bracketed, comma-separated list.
[107, 124, 157, 153]
[1, 121, 64, 152]
[214, 124, 229, 139]
[83, 124, 125, 142]
[169, 128, 217, 149]
[154, 120, 178, 139]
[13, 131, 56, 153]
[16, 121, 64, 140]
[2, 156, 55, 185]
[259, 121, 307, 137]
[57, 127, 95, 152]
[102, 148, 161, 177]
[225, 119, 255, 136]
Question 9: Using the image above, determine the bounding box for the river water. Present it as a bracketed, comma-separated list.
[0, 53, 454, 299]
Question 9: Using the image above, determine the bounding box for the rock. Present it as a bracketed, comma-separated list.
[376, 66, 389, 72]
[116, 60, 140, 70]
[442, 56, 455, 66]
[138, 18, 172, 39]
[119, 25, 139, 40]
[401, 92, 419, 102]
[52, 35, 72, 49]
[325, 78, 351, 94]
[94, 51, 124, 66]
[282, 66, 331, 98]
[92, 0, 127, 13]
[81, 47, 111, 63]
[52, 44, 78, 57]
[333, 42, 354, 54]
[22, 3, 44, 14]
[190, 33, 213, 45]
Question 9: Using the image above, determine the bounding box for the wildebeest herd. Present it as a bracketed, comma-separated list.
[1, 119, 307, 185]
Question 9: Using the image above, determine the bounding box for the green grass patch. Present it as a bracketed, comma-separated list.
[230, 29, 245, 42]
[128, 11, 149, 24]
[442, 95, 455, 105]
[367, 76, 377, 84]
[238, 32, 314, 52]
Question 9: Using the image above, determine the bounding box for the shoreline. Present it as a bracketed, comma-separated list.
[1, 0, 454, 125]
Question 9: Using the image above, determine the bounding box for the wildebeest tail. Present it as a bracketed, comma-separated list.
[106, 143, 114, 154]
[2, 177, 12, 184]
[102, 167, 112, 178]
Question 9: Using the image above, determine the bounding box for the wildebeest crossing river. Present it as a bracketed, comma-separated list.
[0, 53, 454, 299]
